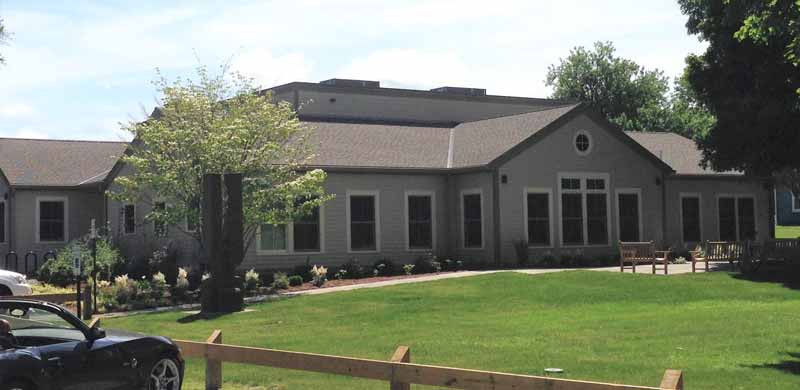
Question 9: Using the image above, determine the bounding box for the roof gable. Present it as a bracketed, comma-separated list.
[0, 138, 129, 187]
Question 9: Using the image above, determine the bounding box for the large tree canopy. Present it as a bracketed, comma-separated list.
[546, 41, 714, 138]
[112, 65, 331, 261]
[679, 0, 800, 177]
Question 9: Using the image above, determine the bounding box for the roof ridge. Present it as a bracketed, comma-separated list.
[0, 137, 129, 144]
[456, 103, 582, 125]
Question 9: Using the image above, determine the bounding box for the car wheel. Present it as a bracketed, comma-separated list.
[0, 285, 11, 296]
[2, 380, 33, 390]
[148, 357, 181, 390]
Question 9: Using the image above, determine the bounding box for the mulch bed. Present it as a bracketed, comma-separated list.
[284, 272, 459, 292]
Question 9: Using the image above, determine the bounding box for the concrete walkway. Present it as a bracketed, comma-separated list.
[287, 261, 732, 296]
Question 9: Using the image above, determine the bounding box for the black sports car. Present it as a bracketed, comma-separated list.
[0, 299, 183, 390]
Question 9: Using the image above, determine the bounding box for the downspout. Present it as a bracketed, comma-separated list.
[661, 173, 668, 246]
[492, 169, 501, 264]
[7, 187, 14, 253]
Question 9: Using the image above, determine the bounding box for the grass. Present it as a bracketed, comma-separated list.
[104, 271, 800, 390]
[776, 225, 800, 239]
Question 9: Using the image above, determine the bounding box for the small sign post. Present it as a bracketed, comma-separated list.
[72, 246, 82, 318]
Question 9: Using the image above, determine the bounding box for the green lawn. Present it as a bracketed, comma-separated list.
[777, 225, 800, 239]
[104, 271, 800, 390]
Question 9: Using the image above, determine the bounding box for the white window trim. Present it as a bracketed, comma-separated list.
[715, 193, 757, 241]
[346, 190, 381, 253]
[0, 200, 6, 243]
[574, 130, 594, 156]
[556, 172, 612, 248]
[679, 192, 703, 245]
[35, 196, 69, 244]
[404, 190, 436, 252]
[122, 203, 136, 235]
[460, 188, 484, 250]
[523, 187, 554, 248]
[256, 204, 326, 256]
[615, 188, 643, 243]
[792, 192, 800, 213]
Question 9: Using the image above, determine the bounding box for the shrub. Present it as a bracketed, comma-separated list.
[674, 256, 687, 264]
[150, 272, 169, 300]
[342, 259, 366, 279]
[288, 275, 304, 287]
[402, 264, 415, 275]
[372, 259, 397, 276]
[272, 272, 289, 290]
[37, 238, 124, 287]
[149, 244, 179, 284]
[334, 268, 348, 280]
[172, 267, 190, 300]
[244, 269, 260, 292]
[310, 265, 327, 287]
[413, 254, 441, 274]
[292, 263, 312, 282]
[112, 274, 137, 304]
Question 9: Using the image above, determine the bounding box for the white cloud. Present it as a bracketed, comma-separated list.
[3, 128, 49, 139]
[230, 50, 314, 89]
[0, 103, 36, 118]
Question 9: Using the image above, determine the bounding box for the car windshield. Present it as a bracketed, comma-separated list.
[0, 307, 76, 331]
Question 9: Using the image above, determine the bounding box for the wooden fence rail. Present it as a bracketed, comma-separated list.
[173, 329, 684, 390]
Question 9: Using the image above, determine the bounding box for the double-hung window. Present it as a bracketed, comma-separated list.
[461, 190, 483, 249]
[617, 189, 641, 242]
[348, 191, 379, 252]
[258, 203, 322, 254]
[37, 197, 67, 243]
[153, 201, 167, 237]
[718, 195, 756, 241]
[680, 194, 702, 243]
[406, 192, 434, 250]
[525, 189, 551, 247]
[123, 204, 136, 234]
[559, 174, 609, 246]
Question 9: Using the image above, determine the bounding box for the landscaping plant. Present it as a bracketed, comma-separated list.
[310, 265, 327, 287]
[288, 275, 303, 287]
[244, 269, 260, 292]
[271, 272, 289, 290]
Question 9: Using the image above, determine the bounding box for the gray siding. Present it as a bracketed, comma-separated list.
[241, 172, 449, 270]
[497, 113, 665, 260]
[448, 172, 495, 263]
[663, 177, 771, 249]
[11, 189, 105, 256]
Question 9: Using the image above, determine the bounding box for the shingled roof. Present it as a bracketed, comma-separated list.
[0, 138, 129, 187]
[624, 131, 741, 175]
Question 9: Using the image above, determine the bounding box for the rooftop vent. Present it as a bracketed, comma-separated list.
[429, 86, 486, 96]
[319, 78, 380, 88]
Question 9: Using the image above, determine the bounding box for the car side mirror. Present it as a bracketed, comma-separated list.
[88, 326, 106, 341]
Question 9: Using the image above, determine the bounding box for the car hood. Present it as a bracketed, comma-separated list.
[104, 328, 147, 340]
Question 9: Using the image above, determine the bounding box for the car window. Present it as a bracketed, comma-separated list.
[2, 307, 75, 330]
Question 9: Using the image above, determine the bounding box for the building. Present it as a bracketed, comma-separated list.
[775, 188, 800, 226]
[0, 78, 776, 272]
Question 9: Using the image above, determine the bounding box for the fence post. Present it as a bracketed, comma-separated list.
[389, 346, 410, 390]
[206, 329, 222, 390]
[660, 369, 683, 390]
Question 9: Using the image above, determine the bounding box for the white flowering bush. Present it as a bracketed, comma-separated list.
[172, 267, 190, 300]
[113, 274, 136, 304]
[245, 269, 260, 292]
[310, 265, 327, 287]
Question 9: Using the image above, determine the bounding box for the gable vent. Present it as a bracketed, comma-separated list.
[319, 78, 380, 88]
[429, 86, 486, 96]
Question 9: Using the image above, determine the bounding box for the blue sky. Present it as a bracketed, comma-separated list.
[0, 0, 706, 141]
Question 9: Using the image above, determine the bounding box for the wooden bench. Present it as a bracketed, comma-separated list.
[762, 238, 800, 263]
[619, 241, 671, 274]
[690, 241, 744, 272]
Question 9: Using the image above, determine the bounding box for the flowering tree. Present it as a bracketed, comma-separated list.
[112, 64, 330, 266]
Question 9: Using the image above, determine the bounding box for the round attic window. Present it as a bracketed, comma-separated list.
[574, 130, 592, 156]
